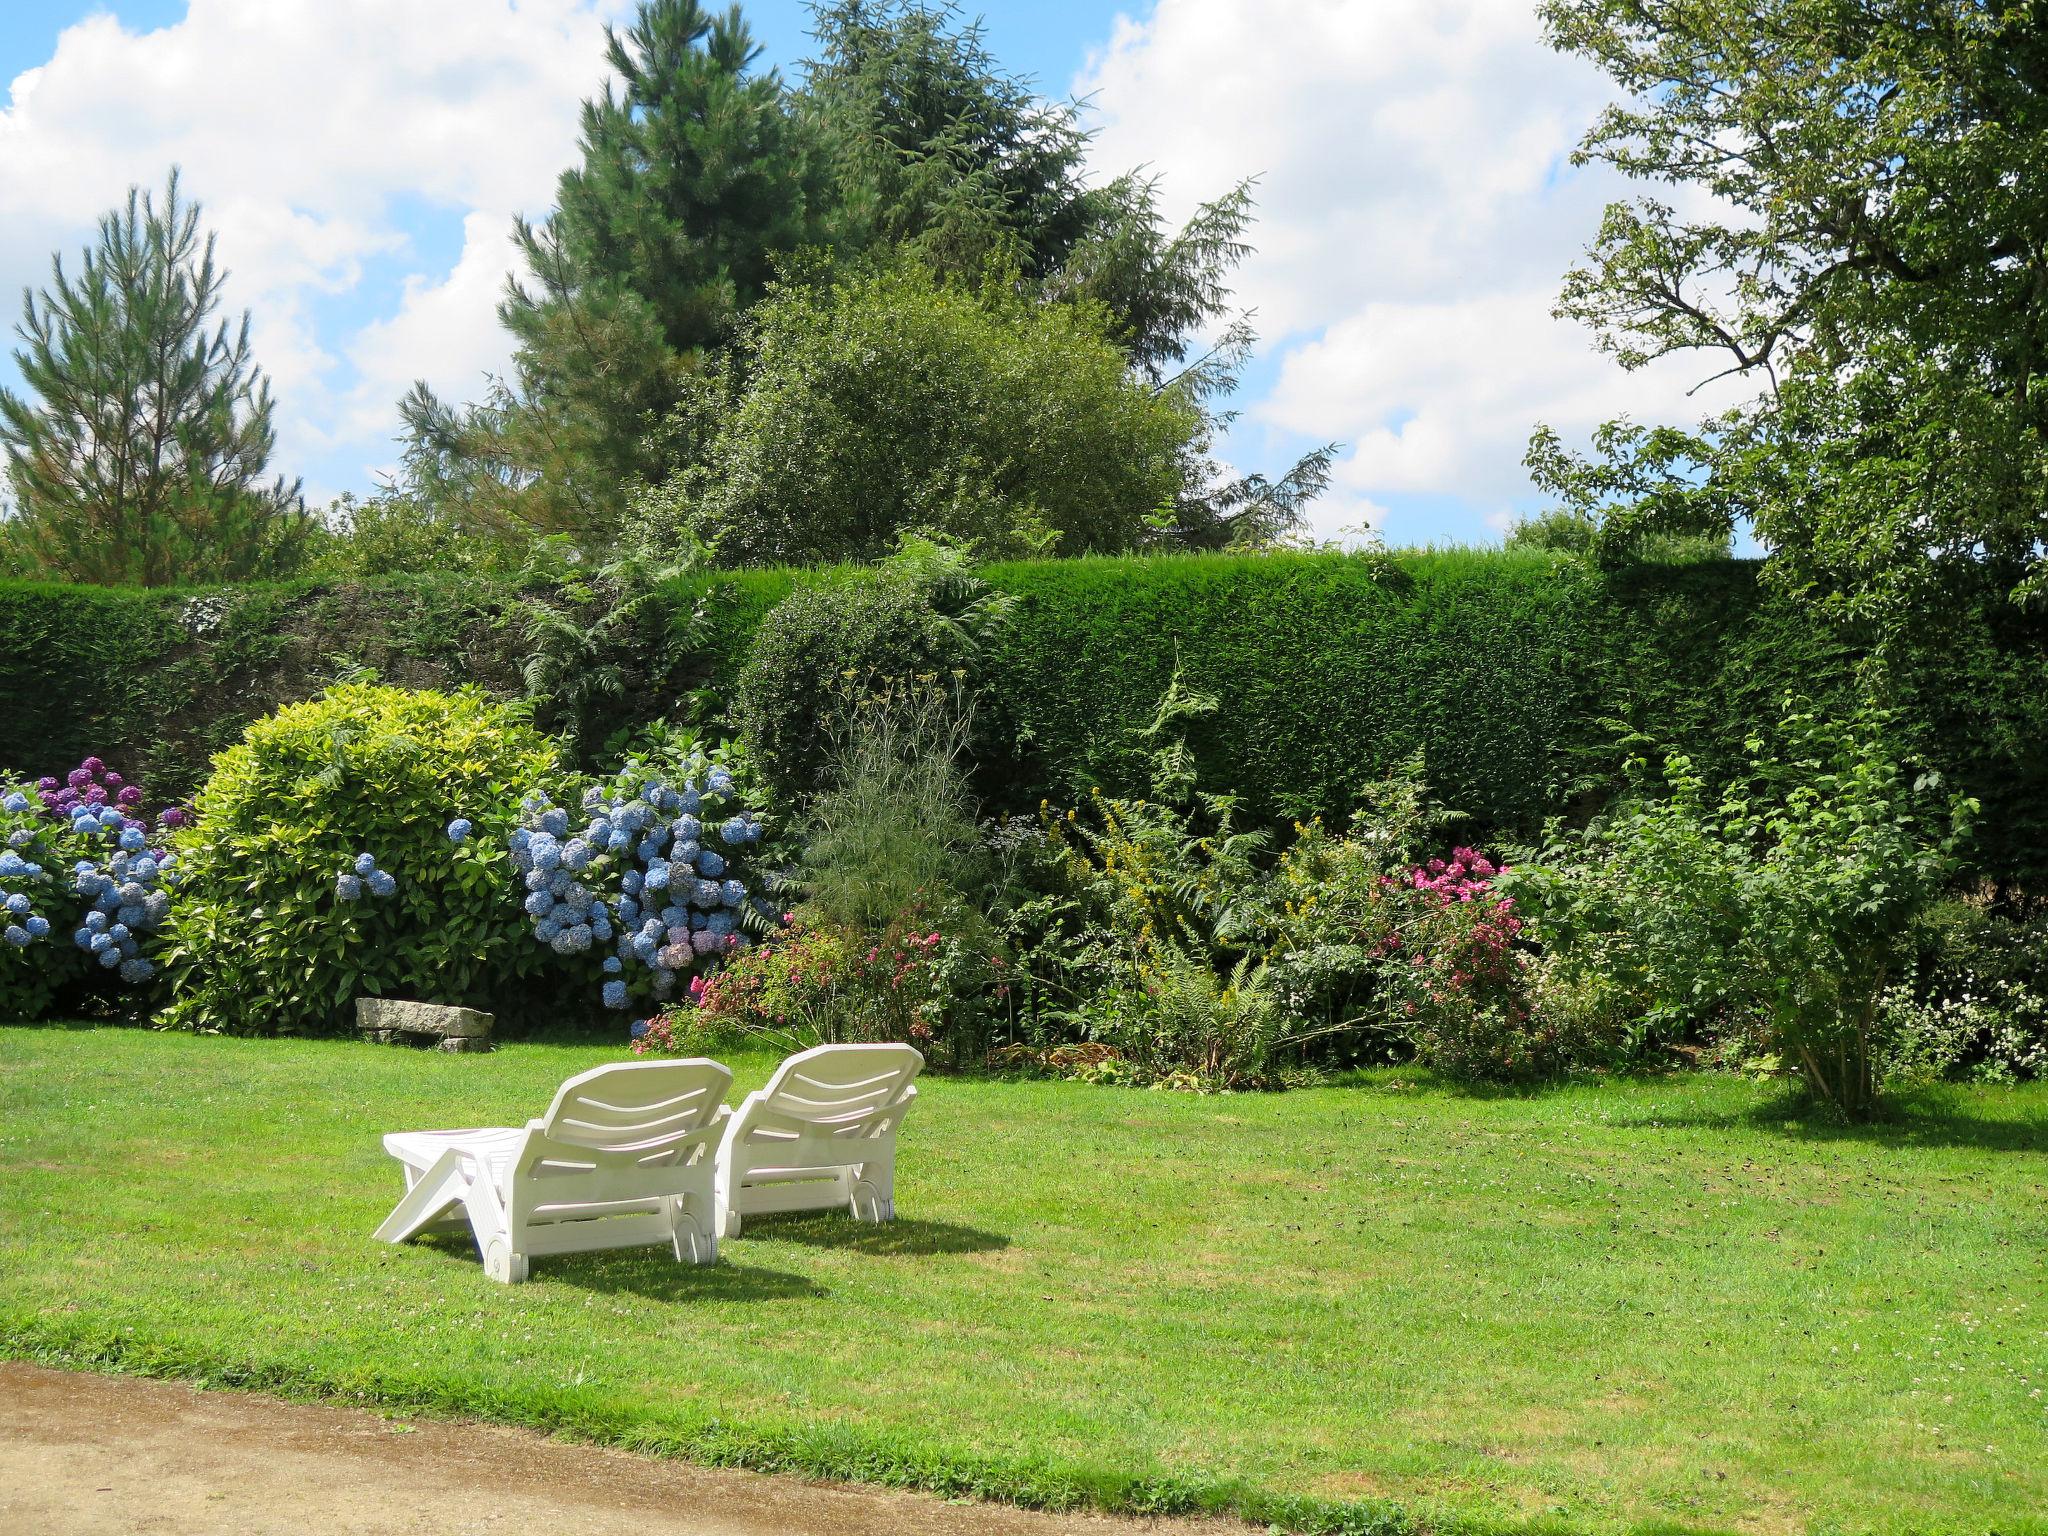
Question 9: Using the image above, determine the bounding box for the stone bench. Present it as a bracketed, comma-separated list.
[356, 998, 494, 1053]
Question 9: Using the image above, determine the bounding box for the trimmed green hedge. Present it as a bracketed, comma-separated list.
[5, 552, 2045, 892]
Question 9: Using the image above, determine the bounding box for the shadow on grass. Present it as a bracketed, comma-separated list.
[732, 1213, 1011, 1257]
[1613, 1084, 2048, 1154]
[407, 1232, 827, 1299]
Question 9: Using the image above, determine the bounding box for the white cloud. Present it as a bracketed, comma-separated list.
[0, 0, 627, 499]
[1076, 0, 1745, 541]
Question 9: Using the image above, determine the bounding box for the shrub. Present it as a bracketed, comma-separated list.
[1511, 709, 1976, 1117]
[159, 684, 568, 1034]
[732, 539, 1012, 800]
[512, 740, 775, 1015]
[664, 262, 1198, 564]
[641, 904, 991, 1067]
[1375, 849, 1555, 1081]
[0, 758, 183, 1019]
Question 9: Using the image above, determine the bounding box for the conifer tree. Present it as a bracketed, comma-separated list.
[0, 171, 305, 585]
[405, 0, 828, 539]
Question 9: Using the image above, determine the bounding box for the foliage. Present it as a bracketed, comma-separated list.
[1876, 899, 2048, 1085]
[796, 673, 990, 932]
[0, 758, 184, 1020]
[733, 539, 1011, 798]
[399, 0, 824, 544]
[6, 550, 2048, 896]
[651, 905, 989, 1065]
[1372, 848, 1553, 1082]
[159, 684, 570, 1035]
[508, 742, 773, 1015]
[1511, 710, 1977, 1117]
[303, 489, 533, 581]
[656, 262, 1199, 564]
[1538, 0, 2048, 625]
[0, 172, 308, 586]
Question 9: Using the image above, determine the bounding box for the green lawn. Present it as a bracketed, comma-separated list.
[1, 1028, 2043, 1535]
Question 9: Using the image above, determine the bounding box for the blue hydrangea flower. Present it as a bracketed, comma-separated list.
[3, 924, 27, 947]
[119, 956, 154, 983]
[1, 791, 28, 813]
[643, 860, 671, 891]
[524, 891, 555, 917]
[673, 814, 701, 843]
[677, 788, 701, 815]
[335, 874, 363, 901]
[719, 878, 746, 907]
[85, 910, 108, 933]
[72, 926, 92, 948]
[691, 878, 722, 909]
[510, 827, 533, 852]
[539, 807, 569, 837]
[562, 838, 592, 871]
[118, 827, 146, 852]
[144, 891, 170, 924]
[97, 947, 122, 968]
[446, 818, 473, 844]
[671, 839, 700, 867]
[3, 893, 27, 916]
[353, 852, 377, 876]
[367, 870, 397, 898]
[706, 769, 734, 797]
[603, 956, 623, 975]
[116, 903, 146, 929]
[696, 850, 725, 878]
[603, 980, 629, 1009]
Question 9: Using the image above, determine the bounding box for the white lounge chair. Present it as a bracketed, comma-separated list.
[715, 1043, 923, 1238]
[372, 1058, 733, 1283]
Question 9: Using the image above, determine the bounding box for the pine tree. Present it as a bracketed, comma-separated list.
[0, 171, 305, 585]
[413, 0, 829, 539]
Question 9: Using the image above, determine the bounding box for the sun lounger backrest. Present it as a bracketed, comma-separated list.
[537, 1059, 733, 1164]
[759, 1043, 922, 1134]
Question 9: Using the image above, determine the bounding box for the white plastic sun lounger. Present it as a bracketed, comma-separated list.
[372, 1059, 733, 1283]
[714, 1042, 922, 1237]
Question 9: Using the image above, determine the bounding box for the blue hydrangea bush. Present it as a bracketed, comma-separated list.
[0, 759, 183, 1020]
[507, 749, 774, 1014]
[159, 684, 571, 1035]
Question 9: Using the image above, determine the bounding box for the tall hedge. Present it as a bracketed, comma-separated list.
[4, 553, 2044, 892]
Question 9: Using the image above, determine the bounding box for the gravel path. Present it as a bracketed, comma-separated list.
[0, 1362, 1232, 1536]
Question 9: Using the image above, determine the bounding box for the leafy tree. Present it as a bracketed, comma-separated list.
[412, 0, 1330, 555]
[0, 172, 306, 585]
[406, 0, 827, 540]
[1536, 0, 2048, 626]
[644, 262, 1199, 564]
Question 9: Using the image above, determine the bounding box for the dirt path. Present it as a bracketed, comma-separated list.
[0, 1362, 1236, 1536]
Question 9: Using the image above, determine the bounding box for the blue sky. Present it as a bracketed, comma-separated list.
[0, 2, 1741, 547]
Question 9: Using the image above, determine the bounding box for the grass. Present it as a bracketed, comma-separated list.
[1, 1027, 2044, 1536]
